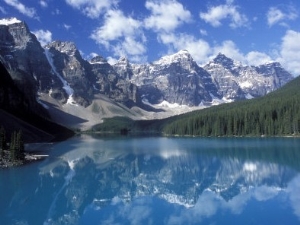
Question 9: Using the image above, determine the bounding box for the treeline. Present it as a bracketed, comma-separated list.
[92, 76, 300, 137]
[162, 76, 300, 136]
[91, 116, 166, 134]
[0, 126, 25, 161]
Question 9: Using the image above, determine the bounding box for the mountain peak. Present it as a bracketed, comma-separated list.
[0, 18, 22, 26]
[171, 49, 192, 58]
[45, 41, 79, 56]
[213, 53, 234, 65]
[117, 56, 130, 64]
[177, 49, 190, 55]
[155, 49, 193, 65]
[90, 55, 108, 64]
[209, 53, 245, 70]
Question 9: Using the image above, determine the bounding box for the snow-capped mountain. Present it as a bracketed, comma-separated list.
[204, 53, 293, 100]
[128, 50, 221, 106]
[0, 18, 54, 115]
[0, 18, 294, 129]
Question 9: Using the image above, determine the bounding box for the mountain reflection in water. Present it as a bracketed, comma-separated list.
[1, 135, 300, 225]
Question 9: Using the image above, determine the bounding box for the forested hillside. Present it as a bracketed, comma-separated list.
[95, 75, 300, 136]
[162, 75, 300, 136]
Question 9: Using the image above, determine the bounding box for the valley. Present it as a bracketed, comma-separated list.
[0, 17, 297, 136]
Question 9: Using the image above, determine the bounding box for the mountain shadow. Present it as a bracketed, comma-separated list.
[0, 60, 74, 142]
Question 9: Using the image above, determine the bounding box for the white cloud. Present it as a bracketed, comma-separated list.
[63, 24, 71, 30]
[267, 7, 285, 26]
[158, 32, 256, 66]
[212, 41, 275, 66]
[157, 31, 279, 70]
[118, 37, 146, 56]
[0, 6, 7, 14]
[107, 56, 118, 65]
[65, 0, 118, 18]
[205, 32, 300, 76]
[52, 9, 61, 15]
[32, 29, 52, 46]
[91, 10, 141, 46]
[90, 10, 146, 62]
[87, 52, 98, 59]
[4, 0, 37, 18]
[200, 29, 208, 36]
[111, 36, 147, 62]
[245, 51, 272, 66]
[279, 30, 300, 76]
[159, 33, 211, 64]
[39, 0, 48, 8]
[199, 1, 248, 28]
[267, 6, 298, 27]
[253, 186, 280, 202]
[212, 40, 244, 62]
[288, 175, 300, 219]
[144, 0, 192, 32]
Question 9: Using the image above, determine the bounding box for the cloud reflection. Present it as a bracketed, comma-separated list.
[36, 136, 300, 224]
[288, 175, 300, 219]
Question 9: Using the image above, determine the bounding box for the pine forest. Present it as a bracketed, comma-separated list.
[162, 75, 300, 136]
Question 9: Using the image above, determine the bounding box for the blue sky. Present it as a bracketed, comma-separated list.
[0, 0, 300, 76]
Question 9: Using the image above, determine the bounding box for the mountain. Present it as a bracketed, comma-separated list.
[0, 18, 53, 113]
[0, 18, 295, 130]
[204, 53, 293, 99]
[160, 75, 300, 136]
[95, 73, 300, 135]
[128, 50, 221, 106]
[0, 59, 73, 142]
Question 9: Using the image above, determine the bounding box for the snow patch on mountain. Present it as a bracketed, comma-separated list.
[44, 48, 77, 105]
[142, 98, 191, 110]
[156, 100, 182, 109]
[0, 18, 22, 25]
[240, 81, 253, 88]
[245, 93, 254, 99]
[210, 93, 233, 105]
[154, 50, 192, 66]
[160, 193, 194, 208]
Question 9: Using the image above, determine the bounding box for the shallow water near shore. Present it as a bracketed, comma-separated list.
[1, 135, 300, 224]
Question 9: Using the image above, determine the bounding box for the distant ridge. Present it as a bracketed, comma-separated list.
[161, 75, 300, 136]
[94, 76, 300, 136]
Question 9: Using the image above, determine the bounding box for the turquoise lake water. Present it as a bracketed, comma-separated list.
[1, 135, 300, 225]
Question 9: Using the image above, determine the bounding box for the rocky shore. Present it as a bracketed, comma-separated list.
[0, 150, 48, 168]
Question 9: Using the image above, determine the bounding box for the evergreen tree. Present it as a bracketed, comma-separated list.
[10, 131, 17, 161]
[16, 130, 25, 160]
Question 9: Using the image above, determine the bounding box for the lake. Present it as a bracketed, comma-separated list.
[1, 135, 300, 225]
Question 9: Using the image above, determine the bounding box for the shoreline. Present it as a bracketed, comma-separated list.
[0, 151, 48, 168]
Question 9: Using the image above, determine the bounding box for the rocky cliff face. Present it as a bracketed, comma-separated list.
[0, 19, 52, 89]
[129, 50, 221, 106]
[42, 40, 141, 108]
[0, 18, 65, 110]
[204, 53, 293, 100]
[0, 19, 140, 109]
[92, 56, 140, 107]
[44, 41, 94, 106]
[0, 18, 295, 128]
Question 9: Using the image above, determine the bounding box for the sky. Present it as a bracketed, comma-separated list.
[0, 0, 300, 76]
